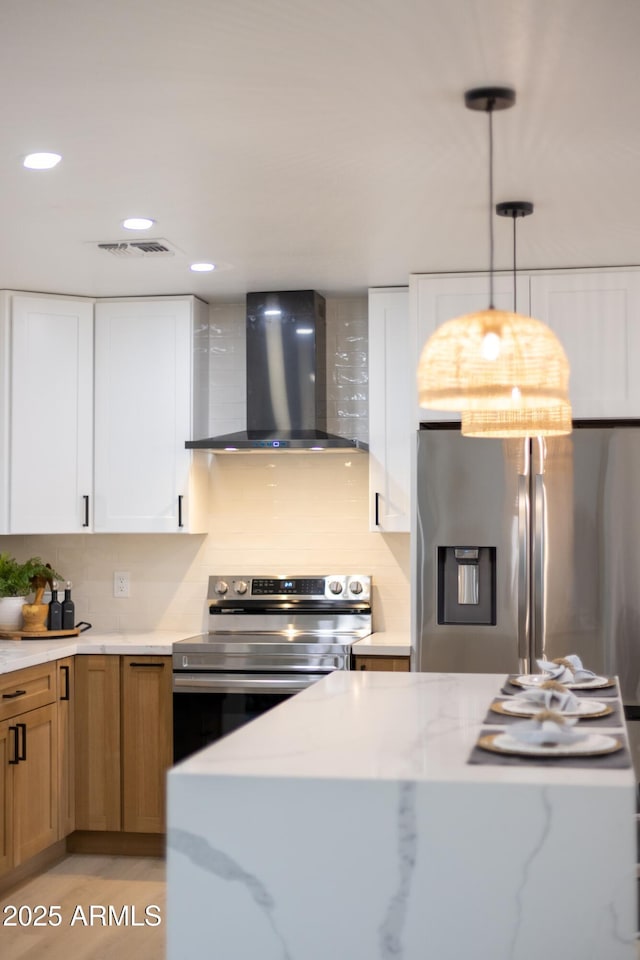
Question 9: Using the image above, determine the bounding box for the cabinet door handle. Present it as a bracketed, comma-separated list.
[16, 722, 26, 762]
[8, 726, 19, 764]
[129, 662, 165, 668]
[2, 689, 26, 700]
[60, 664, 70, 701]
[178, 495, 184, 528]
[82, 495, 90, 527]
[374, 492, 380, 527]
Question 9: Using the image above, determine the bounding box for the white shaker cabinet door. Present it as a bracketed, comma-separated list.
[9, 295, 94, 533]
[409, 273, 530, 425]
[94, 298, 208, 533]
[530, 271, 640, 418]
[368, 288, 411, 532]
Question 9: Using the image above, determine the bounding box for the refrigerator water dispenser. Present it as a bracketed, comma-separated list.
[437, 546, 496, 625]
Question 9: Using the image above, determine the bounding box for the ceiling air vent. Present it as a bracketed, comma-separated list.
[95, 239, 176, 258]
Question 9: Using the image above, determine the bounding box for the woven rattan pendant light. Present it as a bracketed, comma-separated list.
[461, 201, 572, 437]
[417, 87, 570, 413]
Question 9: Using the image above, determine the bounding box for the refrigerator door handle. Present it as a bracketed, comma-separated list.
[517, 473, 530, 672]
[533, 473, 546, 662]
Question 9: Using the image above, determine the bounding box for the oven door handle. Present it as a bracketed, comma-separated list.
[172, 672, 328, 695]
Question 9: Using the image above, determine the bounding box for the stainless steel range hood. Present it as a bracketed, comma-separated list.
[186, 290, 367, 452]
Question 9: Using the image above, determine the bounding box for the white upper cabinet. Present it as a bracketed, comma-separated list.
[530, 270, 640, 418]
[0, 294, 94, 533]
[410, 273, 530, 424]
[94, 297, 209, 533]
[368, 288, 411, 532]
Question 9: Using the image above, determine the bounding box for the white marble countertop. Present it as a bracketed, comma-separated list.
[0, 630, 192, 674]
[173, 670, 632, 787]
[168, 670, 637, 959]
[352, 631, 411, 656]
[0, 629, 408, 674]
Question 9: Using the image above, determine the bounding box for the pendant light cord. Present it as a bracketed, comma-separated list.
[512, 211, 517, 313]
[488, 101, 495, 309]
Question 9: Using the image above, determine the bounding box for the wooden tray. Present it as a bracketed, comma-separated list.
[0, 627, 81, 640]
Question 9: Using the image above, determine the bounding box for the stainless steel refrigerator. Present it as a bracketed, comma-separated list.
[415, 421, 640, 719]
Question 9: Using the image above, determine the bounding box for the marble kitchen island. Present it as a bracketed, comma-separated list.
[167, 671, 637, 959]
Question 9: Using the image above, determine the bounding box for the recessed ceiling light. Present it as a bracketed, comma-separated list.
[122, 217, 155, 230]
[23, 152, 62, 170]
[190, 262, 216, 272]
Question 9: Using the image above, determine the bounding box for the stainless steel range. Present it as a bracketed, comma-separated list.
[172, 574, 372, 762]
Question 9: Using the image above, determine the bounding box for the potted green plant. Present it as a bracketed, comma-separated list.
[0, 553, 61, 633]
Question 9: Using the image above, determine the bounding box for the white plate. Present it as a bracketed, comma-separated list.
[479, 731, 622, 758]
[512, 673, 613, 690]
[494, 698, 611, 719]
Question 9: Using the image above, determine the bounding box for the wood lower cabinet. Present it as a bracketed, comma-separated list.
[0, 660, 60, 878]
[12, 703, 58, 866]
[0, 719, 13, 875]
[121, 656, 173, 833]
[57, 657, 75, 837]
[75, 655, 121, 831]
[75, 654, 172, 835]
[353, 656, 410, 672]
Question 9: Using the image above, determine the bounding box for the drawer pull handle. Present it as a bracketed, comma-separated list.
[8, 725, 19, 764]
[129, 662, 165, 668]
[60, 664, 70, 701]
[16, 722, 26, 761]
[2, 689, 26, 699]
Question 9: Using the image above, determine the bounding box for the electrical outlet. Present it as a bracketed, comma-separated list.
[113, 571, 130, 598]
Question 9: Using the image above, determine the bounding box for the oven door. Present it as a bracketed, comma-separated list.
[172, 672, 327, 763]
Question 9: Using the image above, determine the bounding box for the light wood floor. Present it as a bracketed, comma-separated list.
[0, 855, 165, 959]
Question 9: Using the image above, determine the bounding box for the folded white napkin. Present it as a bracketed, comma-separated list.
[508, 710, 587, 746]
[511, 686, 580, 713]
[536, 654, 598, 684]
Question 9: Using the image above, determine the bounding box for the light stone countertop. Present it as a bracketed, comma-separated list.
[167, 670, 637, 960]
[0, 630, 192, 674]
[352, 631, 411, 656]
[0, 629, 406, 675]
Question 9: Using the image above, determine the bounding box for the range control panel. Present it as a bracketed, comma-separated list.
[207, 575, 371, 603]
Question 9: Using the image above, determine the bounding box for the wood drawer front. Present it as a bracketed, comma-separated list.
[0, 662, 57, 721]
[353, 656, 411, 672]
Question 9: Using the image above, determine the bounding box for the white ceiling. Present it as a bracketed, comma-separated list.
[2, 0, 639, 303]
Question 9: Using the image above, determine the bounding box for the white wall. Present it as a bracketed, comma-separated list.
[0, 297, 410, 635]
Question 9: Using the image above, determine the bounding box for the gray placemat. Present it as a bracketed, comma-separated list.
[468, 728, 631, 769]
[483, 698, 624, 728]
[502, 676, 620, 699]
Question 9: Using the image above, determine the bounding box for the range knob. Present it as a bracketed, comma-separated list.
[215, 580, 229, 595]
[235, 580, 248, 595]
[349, 580, 364, 595]
[329, 580, 343, 595]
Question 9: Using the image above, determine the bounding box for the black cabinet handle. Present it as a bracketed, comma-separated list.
[16, 722, 26, 762]
[8, 726, 19, 764]
[129, 662, 165, 668]
[374, 492, 380, 527]
[178, 495, 184, 528]
[60, 664, 70, 701]
[82, 495, 90, 527]
[2, 689, 26, 700]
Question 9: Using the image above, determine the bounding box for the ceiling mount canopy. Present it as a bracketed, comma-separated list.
[461, 201, 572, 438]
[417, 86, 570, 415]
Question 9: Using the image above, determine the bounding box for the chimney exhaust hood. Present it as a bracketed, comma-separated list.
[186, 290, 368, 452]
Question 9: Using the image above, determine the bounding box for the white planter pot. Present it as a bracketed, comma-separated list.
[0, 596, 27, 631]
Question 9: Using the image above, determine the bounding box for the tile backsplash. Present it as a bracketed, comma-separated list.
[2, 455, 409, 635]
[1, 297, 409, 637]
